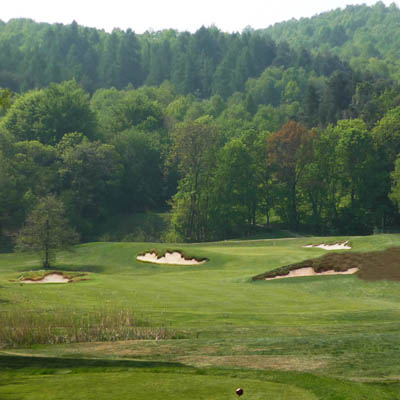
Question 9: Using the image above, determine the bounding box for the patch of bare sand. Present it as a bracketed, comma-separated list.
[265, 267, 359, 280]
[23, 273, 70, 284]
[137, 251, 206, 265]
[303, 241, 351, 250]
[177, 355, 328, 371]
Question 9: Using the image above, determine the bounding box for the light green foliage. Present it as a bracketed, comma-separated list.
[334, 120, 383, 225]
[265, 2, 400, 81]
[301, 127, 339, 231]
[91, 88, 164, 140]
[335, 119, 374, 197]
[168, 117, 220, 241]
[210, 133, 260, 237]
[372, 106, 400, 166]
[1, 81, 96, 144]
[165, 95, 192, 122]
[253, 104, 286, 133]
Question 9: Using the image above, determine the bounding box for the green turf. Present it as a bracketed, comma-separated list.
[1, 234, 400, 399]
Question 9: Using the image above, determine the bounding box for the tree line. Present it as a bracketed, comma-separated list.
[1, 2, 400, 98]
[1, 78, 400, 247]
[2, 3, 400, 245]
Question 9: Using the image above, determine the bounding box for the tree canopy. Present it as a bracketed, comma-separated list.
[2, 4, 400, 244]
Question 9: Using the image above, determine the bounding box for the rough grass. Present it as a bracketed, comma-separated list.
[253, 246, 400, 281]
[0, 308, 176, 347]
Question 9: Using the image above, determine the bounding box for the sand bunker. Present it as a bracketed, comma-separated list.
[137, 251, 207, 265]
[265, 267, 359, 280]
[23, 273, 70, 284]
[303, 241, 351, 250]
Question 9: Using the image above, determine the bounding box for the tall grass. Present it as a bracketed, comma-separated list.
[0, 308, 176, 347]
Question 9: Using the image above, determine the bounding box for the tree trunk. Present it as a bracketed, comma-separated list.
[43, 218, 50, 269]
[290, 182, 298, 229]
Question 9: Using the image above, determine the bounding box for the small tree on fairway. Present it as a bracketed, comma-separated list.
[16, 195, 79, 268]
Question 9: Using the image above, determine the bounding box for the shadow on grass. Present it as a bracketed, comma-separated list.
[1, 355, 399, 399]
[0, 354, 186, 371]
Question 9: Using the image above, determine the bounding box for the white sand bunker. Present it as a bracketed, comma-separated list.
[23, 273, 70, 284]
[265, 267, 359, 280]
[137, 251, 207, 265]
[303, 241, 351, 250]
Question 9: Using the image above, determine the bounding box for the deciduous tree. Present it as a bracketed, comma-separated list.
[16, 195, 78, 268]
[268, 121, 314, 228]
[168, 116, 220, 241]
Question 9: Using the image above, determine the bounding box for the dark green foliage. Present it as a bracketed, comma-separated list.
[111, 129, 164, 212]
[58, 137, 122, 237]
[1, 4, 400, 242]
[0, 89, 10, 111]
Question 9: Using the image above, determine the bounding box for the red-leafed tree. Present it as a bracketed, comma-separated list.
[268, 121, 315, 228]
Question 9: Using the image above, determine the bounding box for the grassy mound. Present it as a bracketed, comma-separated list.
[253, 247, 400, 281]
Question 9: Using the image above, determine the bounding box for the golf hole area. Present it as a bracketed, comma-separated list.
[137, 250, 207, 265]
[18, 271, 88, 284]
[264, 267, 359, 280]
[303, 241, 352, 250]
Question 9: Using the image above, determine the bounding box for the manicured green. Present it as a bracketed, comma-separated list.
[1, 234, 400, 399]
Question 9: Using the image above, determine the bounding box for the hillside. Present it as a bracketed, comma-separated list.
[1, 3, 400, 94]
[1, 3, 400, 246]
[264, 2, 400, 81]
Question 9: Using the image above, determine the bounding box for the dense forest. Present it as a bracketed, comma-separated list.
[2, 2, 400, 247]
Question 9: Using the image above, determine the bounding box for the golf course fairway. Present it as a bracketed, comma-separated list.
[1, 234, 400, 399]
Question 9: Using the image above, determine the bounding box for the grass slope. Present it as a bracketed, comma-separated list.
[253, 246, 400, 281]
[1, 234, 400, 399]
